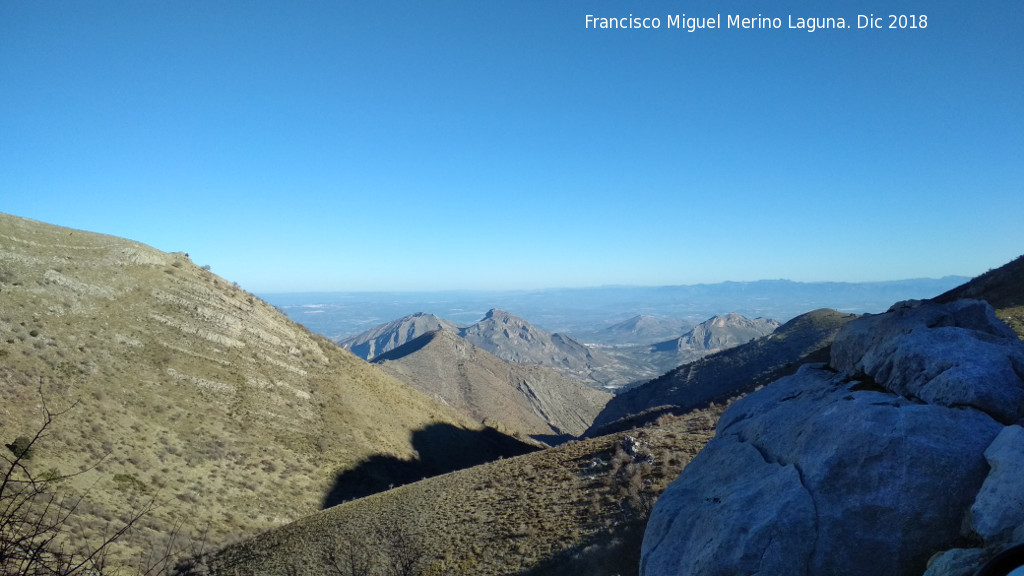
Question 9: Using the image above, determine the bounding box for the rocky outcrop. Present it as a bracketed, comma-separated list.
[831, 299, 1024, 424]
[642, 299, 1024, 576]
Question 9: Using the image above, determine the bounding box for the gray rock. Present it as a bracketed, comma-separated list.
[921, 548, 990, 576]
[642, 363, 1002, 576]
[830, 299, 1024, 424]
[641, 440, 816, 576]
[968, 425, 1024, 542]
[642, 299, 1024, 576]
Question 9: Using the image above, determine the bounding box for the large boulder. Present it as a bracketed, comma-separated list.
[830, 299, 1024, 424]
[642, 299, 1024, 576]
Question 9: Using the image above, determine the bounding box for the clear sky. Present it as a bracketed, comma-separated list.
[2, 1, 1021, 292]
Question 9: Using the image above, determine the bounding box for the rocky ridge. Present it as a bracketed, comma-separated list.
[343, 308, 612, 386]
[590, 308, 855, 434]
[459, 308, 597, 379]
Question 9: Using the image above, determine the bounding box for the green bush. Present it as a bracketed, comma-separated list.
[5, 435, 34, 460]
[113, 473, 149, 493]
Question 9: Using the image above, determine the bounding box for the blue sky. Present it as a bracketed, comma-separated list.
[2, 1, 1021, 292]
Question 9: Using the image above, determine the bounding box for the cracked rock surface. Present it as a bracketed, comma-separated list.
[641, 299, 1024, 576]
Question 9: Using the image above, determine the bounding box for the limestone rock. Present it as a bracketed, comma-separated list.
[830, 299, 1024, 424]
[643, 298, 1024, 576]
[642, 365, 1001, 576]
[641, 439, 816, 576]
[968, 425, 1024, 542]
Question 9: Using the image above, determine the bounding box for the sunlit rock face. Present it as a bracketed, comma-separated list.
[642, 299, 1024, 576]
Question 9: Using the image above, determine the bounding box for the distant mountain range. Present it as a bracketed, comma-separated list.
[342, 308, 780, 390]
[588, 308, 856, 435]
[341, 308, 605, 385]
[265, 277, 968, 341]
[576, 314, 695, 345]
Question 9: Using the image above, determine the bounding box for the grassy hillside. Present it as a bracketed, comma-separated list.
[0, 213, 501, 566]
[198, 408, 719, 575]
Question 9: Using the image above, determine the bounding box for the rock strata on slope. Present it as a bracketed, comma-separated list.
[0, 212, 486, 564]
[642, 299, 1024, 576]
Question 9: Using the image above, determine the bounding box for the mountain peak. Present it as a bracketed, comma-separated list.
[339, 312, 460, 360]
[374, 328, 610, 437]
[679, 314, 780, 352]
[482, 308, 518, 321]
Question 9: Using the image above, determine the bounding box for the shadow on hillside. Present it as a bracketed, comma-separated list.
[321, 423, 537, 509]
[518, 517, 646, 576]
[529, 433, 575, 446]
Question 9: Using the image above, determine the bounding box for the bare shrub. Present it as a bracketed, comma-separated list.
[0, 383, 177, 575]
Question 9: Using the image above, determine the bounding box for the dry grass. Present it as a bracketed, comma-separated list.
[0, 212, 487, 568]
[199, 407, 723, 575]
[996, 306, 1024, 340]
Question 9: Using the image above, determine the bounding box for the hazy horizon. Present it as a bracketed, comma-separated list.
[262, 276, 970, 340]
[257, 273, 971, 296]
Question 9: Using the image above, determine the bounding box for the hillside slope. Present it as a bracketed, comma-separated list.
[197, 409, 718, 576]
[934, 254, 1024, 338]
[0, 213, 497, 563]
[374, 330, 611, 438]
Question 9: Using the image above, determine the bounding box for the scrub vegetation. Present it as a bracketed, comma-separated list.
[197, 407, 723, 576]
